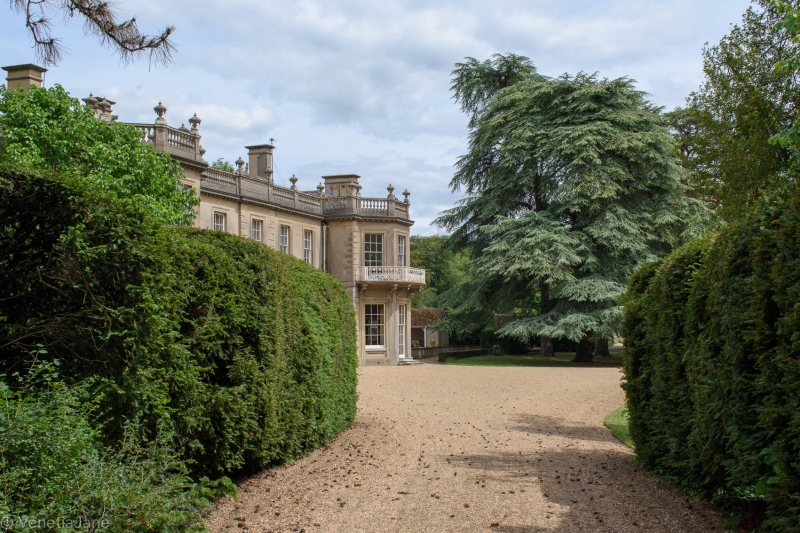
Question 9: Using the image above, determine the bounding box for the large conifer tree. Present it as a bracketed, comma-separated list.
[436, 55, 707, 361]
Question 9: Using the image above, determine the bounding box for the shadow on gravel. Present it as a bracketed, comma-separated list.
[508, 414, 622, 446]
[447, 445, 720, 533]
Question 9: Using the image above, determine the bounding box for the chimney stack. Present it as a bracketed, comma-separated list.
[2, 64, 47, 92]
[245, 143, 275, 181]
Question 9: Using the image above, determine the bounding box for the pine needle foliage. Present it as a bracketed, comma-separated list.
[437, 55, 707, 357]
[622, 186, 800, 530]
[0, 165, 358, 478]
[7, 0, 176, 67]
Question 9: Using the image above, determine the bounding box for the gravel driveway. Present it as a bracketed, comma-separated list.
[208, 364, 720, 533]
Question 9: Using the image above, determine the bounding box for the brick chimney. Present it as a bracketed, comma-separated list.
[2, 64, 47, 92]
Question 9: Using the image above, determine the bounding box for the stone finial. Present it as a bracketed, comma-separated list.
[83, 94, 117, 124]
[154, 101, 167, 121]
[387, 184, 397, 200]
[402, 189, 410, 203]
[290, 174, 299, 190]
[188, 113, 201, 131]
[317, 183, 325, 196]
[199, 145, 206, 159]
[235, 156, 245, 174]
[179, 123, 189, 132]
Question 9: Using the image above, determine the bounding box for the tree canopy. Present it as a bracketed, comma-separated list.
[211, 158, 235, 173]
[437, 55, 707, 361]
[677, 0, 800, 214]
[409, 235, 471, 309]
[0, 84, 198, 225]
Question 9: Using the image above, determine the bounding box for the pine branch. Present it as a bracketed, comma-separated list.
[8, 0, 175, 67]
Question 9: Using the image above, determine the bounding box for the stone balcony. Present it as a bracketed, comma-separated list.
[357, 266, 426, 285]
[130, 122, 204, 162]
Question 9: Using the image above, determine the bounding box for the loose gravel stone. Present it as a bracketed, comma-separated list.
[207, 365, 721, 532]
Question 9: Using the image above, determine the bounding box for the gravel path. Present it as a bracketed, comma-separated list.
[208, 365, 720, 533]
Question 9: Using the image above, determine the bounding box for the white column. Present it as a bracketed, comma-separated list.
[391, 284, 399, 364]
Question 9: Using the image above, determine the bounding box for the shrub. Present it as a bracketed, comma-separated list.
[621, 241, 709, 484]
[622, 189, 800, 530]
[0, 369, 214, 533]
[479, 327, 529, 355]
[0, 165, 358, 478]
[438, 349, 482, 362]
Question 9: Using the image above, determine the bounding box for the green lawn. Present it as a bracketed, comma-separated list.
[604, 404, 633, 449]
[441, 352, 624, 367]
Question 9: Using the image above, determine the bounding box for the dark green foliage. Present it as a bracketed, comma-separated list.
[621, 241, 709, 483]
[0, 369, 215, 533]
[437, 349, 482, 363]
[479, 327, 528, 355]
[409, 235, 470, 309]
[622, 188, 800, 530]
[0, 165, 358, 478]
[438, 56, 707, 353]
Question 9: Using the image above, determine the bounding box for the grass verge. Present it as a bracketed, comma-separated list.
[604, 404, 634, 449]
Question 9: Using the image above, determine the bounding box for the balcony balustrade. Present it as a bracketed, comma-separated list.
[126, 103, 413, 221]
[358, 266, 426, 284]
[197, 167, 411, 220]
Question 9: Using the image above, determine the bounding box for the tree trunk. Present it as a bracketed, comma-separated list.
[538, 278, 553, 356]
[540, 335, 554, 357]
[595, 338, 611, 357]
[573, 336, 594, 363]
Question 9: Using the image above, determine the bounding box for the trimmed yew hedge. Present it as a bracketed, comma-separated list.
[622, 192, 800, 530]
[0, 165, 358, 477]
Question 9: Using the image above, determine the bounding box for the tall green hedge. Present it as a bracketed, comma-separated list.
[0, 165, 358, 477]
[622, 191, 800, 530]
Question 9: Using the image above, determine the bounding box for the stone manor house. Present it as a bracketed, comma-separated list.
[3, 64, 426, 366]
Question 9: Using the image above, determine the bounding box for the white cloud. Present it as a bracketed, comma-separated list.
[0, 0, 754, 233]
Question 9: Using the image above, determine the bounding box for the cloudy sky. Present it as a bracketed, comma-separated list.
[2, 0, 753, 234]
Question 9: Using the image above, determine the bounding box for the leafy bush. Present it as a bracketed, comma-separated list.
[622, 190, 800, 530]
[0, 84, 198, 225]
[0, 368, 215, 533]
[0, 165, 358, 477]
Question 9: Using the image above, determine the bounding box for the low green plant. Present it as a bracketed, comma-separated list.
[603, 404, 633, 449]
[0, 366, 220, 533]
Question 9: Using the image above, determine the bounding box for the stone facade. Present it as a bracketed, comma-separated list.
[124, 101, 425, 366]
